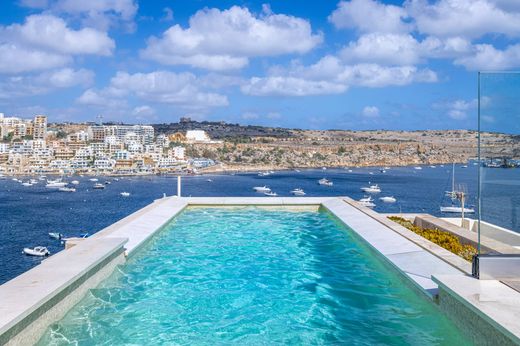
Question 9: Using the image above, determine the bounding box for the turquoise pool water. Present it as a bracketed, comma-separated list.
[39, 207, 471, 345]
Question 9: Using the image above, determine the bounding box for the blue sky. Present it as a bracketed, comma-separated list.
[0, 0, 519, 130]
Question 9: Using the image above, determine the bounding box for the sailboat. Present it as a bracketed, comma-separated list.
[440, 163, 475, 214]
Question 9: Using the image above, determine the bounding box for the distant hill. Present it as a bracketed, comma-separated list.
[151, 120, 293, 140]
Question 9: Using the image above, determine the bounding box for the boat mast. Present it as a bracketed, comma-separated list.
[452, 162, 455, 192]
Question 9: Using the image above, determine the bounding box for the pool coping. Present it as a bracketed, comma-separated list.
[1, 196, 519, 344]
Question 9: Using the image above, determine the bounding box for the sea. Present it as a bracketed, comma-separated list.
[1, 163, 518, 284]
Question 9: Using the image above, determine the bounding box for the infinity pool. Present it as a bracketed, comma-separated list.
[39, 207, 471, 345]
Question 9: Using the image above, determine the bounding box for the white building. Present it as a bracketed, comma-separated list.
[170, 146, 185, 160]
[0, 143, 9, 153]
[186, 130, 211, 143]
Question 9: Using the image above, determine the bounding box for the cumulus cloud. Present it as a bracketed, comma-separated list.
[0, 68, 93, 98]
[141, 5, 322, 71]
[78, 71, 228, 111]
[406, 0, 520, 39]
[4, 14, 114, 55]
[454, 43, 520, 70]
[20, 0, 138, 31]
[434, 99, 478, 120]
[362, 106, 380, 117]
[329, 0, 410, 33]
[0, 14, 114, 74]
[241, 77, 347, 96]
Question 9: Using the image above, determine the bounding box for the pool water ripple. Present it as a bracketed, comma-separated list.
[38, 207, 472, 345]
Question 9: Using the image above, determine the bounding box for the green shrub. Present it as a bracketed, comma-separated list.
[388, 216, 477, 261]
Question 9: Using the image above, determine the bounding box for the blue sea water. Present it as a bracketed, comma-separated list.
[37, 207, 471, 345]
[1, 164, 518, 284]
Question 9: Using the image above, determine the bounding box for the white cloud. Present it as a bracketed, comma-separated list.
[362, 106, 380, 117]
[21, 0, 138, 31]
[132, 105, 156, 120]
[4, 14, 114, 56]
[0, 44, 70, 73]
[407, 0, 520, 39]
[78, 71, 228, 111]
[435, 99, 477, 120]
[241, 112, 259, 120]
[340, 33, 421, 65]
[454, 43, 520, 70]
[329, 0, 410, 33]
[241, 77, 347, 96]
[0, 68, 93, 98]
[338, 64, 438, 87]
[161, 7, 174, 22]
[141, 5, 322, 71]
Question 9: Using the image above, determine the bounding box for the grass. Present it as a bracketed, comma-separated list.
[388, 216, 477, 261]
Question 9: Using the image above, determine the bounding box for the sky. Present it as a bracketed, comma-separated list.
[0, 0, 519, 131]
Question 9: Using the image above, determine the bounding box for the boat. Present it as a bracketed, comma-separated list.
[45, 181, 68, 188]
[30, 179, 38, 184]
[361, 184, 381, 193]
[258, 172, 270, 177]
[440, 206, 475, 213]
[414, 166, 422, 170]
[253, 186, 271, 193]
[80, 232, 90, 238]
[318, 178, 333, 186]
[48, 232, 63, 240]
[58, 187, 76, 192]
[93, 183, 105, 189]
[379, 196, 397, 203]
[430, 165, 436, 168]
[358, 196, 375, 208]
[206, 179, 213, 182]
[290, 188, 306, 196]
[294, 169, 301, 172]
[322, 167, 327, 170]
[21, 182, 33, 187]
[120, 192, 130, 197]
[440, 163, 475, 214]
[114, 178, 120, 181]
[264, 191, 278, 197]
[461, 165, 468, 168]
[380, 169, 386, 173]
[89, 178, 99, 182]
[105, 181, 111, 185]
[71, 180, 80, 185]
[23, 246, 50, 257]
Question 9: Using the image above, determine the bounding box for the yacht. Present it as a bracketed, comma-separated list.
[21, 182, 33, 187]
[440, 206, 475, 213]
[264, 191, 278, 197]
[93, 183, 105, 189]
[120, 192, 130, 197]
[58, 187, 76, 192]
[318, 178, 333, 186]
[290, 188, 306, 196]
[46, 181, 68, 189]
[379, 196, 397, 203]
[358, 196, 375, 208]
[361, 184, 381, 193]
[89, 178, 99, 182]
[253, 186, 271, 193]
[71, 180, 80, 185]
[414, 166, 423, 170]
[23, 246, 50, 257]
[206, 179, 213, 182]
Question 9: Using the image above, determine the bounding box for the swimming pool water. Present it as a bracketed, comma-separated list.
[39, 207, 471, 345]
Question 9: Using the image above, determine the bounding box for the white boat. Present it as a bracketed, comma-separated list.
[258, 172, 270, 177]
[89, 178, 99, 182]
[290, 188, 306, 196]
[120, 192, 130, 197]
[348, 169, 353, 173]
[58, 187, 76, 192]
[46, 181, 68, 188]
[322, 167, 327, 170]
[414, 166, 422, 170]
[440, 163, 475, 214]
[318, 178, 333, 186]
[361, 184, 381, 193]
[440, 206, 475, 213]
[71, 180, 80, 185]
[380, 196, 397, 203]
[294, 169, 301, 172]
[264, 191, 278, 197]
[21, 182, 33, 187]
[358, 196, 375, 208]
[253, 186, 271, 193]
[430, 165, 436, 168]
[93, 183, 105, 189]
[461, 165, 468, 168]
[23, 246, 50, 257]
[30, 179, 38, 184]
[48, 232, 63, 240]
[206, 179, 213, 182]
